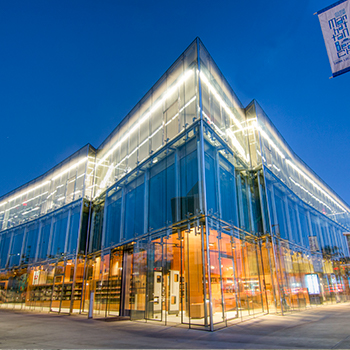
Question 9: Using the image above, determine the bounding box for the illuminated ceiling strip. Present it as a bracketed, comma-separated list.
[97, 96, 197, 193]
[199, 71, 243, 131]
[202, 110, 249, 163]
[257, 126, 285, 160]
[226, 129, 249, 163]
[23, 191, 48, 205]
[286, 159, 346, 213]
[256, 122, 347, 214]
[289, 176, 333, 213]
[202, 111, 225, 137]
[165, 96, 197, 127]
[100, 164, 115, 190]
[0, 156, 88, 208]
[22, 206, 40, 216]
[51, 157, 88, 181]
[96, 69, 194, 168]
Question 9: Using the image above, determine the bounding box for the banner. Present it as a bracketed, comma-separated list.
[317, 0, 350, 77]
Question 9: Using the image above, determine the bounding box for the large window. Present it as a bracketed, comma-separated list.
[219, 156, 237, 225]
[50, 211, 68, 258]
[180, 150, 199, 220]
[8, 228, 24, 267]
[149, 155, 176, 231]
[205, 153, 217, 216]
[23, 224, 39, 264]
[124, 177, 145, 240]
[67, 206, 82, 254]
[104, 190, 122, 248]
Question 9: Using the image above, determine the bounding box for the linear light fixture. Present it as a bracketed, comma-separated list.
[97, 95, 197, 193]
[96, 69, 194, 169]
[199, 71, 243, 131]
[286, 159, 346, 213]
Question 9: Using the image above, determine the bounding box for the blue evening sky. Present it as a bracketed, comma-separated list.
[1, 0, 349, 206]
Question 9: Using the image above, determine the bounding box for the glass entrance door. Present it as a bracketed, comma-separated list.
[146, 240, 164, 321]
[107, 249, 123, 316]
[164, 234, 182, 325]
[120, 249, 133, 316]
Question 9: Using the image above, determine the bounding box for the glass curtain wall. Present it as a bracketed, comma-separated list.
[0, 199, 86, 311]
[0, 145, 94, 232]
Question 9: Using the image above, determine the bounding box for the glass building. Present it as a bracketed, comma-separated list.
[1, 38, 350, 331]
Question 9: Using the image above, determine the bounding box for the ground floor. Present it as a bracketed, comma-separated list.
[1, 220, 350, 331]
[2, 302, 350, 348]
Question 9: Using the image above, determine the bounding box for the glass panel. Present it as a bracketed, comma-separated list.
[185, 227, 206, 326]
[164, 233, 182, 325]
[0, 233, 11, 269]
[104, 190, 122, 248]
[219, 232, 238, 320]
[67, 206, 81, 255]
[130, 241, 147, 320]
[208, 231, 224, 324]
[107, 249, 123, 316]
[124, 178, 144, 240]
[205, 153, 217, 216]
[93, 253, 110, 317]
[149, 155, 176, 231]
[23, 224, 39, 264]
[50, 211, 69, 258]
[146, 239, 163, 321]
[8, 229, 24, 267]
[180, 150, 199, 221]
[38, 220, 51, 261]
[219, 157, 237, 225]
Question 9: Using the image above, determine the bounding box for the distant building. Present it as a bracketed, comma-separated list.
[0, 38, 349, 330]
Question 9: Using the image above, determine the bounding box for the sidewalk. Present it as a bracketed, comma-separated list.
[1, 303, 350, 349]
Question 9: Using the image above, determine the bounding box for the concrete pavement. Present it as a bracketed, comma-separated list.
[1, 303, 350, 348]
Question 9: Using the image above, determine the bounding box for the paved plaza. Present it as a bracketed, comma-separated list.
[1, 303, 350, 349]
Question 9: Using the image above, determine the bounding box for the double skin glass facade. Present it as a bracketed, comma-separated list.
[1, 38, 350, 330]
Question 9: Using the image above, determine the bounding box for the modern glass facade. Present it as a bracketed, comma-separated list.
[1, 38, 350, 330]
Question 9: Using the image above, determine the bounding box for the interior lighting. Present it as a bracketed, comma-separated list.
[289, 176, 332, 213]
[6, 181, 51, 205]
[57, 196, 65, 201]
[22, 206, 40, 216]
[23, 191, 48, 205]
[96, 69, 194, 169]
[202, 111, 225, 137]
[5, 204, 20, 212]
[286, 159, 347, 213]
[51, 157, 87, 181]
[0, 157, 87, 209]
[99, 164, 115, 190]
[199, 71, 243, 131]
[98, 95, 197, 193]
[257, 126, 285, 160]
[165, 96, 197, 127]
[226, 129, 250, 162]
[46, 190, 57, 200]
